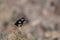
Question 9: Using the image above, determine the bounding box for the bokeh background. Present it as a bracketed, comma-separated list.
[0, 0, 60, 40]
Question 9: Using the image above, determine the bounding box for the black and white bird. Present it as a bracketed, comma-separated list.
[15, 18, 25, 27]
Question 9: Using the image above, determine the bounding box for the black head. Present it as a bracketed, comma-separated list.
[15, 18, 25, 26]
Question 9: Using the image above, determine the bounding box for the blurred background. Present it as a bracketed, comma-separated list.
[0, 0, 60, 40]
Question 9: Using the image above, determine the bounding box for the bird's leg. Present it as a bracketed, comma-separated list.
[18, 24, 23, 32]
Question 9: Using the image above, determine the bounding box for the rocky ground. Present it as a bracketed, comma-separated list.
[0, 0, 60, 40]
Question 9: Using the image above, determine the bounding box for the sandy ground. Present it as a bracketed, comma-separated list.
[0, 0, 60, 40]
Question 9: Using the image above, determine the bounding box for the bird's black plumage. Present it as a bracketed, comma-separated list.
[15, 18, 25, 26]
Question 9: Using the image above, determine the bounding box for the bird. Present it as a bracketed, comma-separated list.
[15, 18, 25, 27]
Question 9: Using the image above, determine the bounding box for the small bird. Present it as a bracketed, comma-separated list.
[15, 18, 25, 27]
